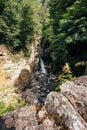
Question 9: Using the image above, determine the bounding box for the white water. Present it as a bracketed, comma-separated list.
[40, 58, 48, 76]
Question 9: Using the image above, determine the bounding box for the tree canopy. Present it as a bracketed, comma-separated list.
[43, 0, 87, 72]
[0, 0, 87, 68]
[0, 0, 42, 50]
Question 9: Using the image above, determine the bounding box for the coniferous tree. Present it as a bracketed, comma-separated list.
[19, 0, 34, 46]
[43, 0, 87, 71]
[0, 0, 21, 49]
[0, 0, 42, 50]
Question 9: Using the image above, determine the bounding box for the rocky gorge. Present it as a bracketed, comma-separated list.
[0, 42, 87, 130]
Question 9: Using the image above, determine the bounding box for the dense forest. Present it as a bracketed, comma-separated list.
[0, 0, 87, 78]
[0, 0, 42, 51]
[42, 0, 87, 80]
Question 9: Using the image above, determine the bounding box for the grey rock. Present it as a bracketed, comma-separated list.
[74, 75, 87, 87]
[47, 90, 50, 93]
[42, 118, 58, 130]
[37, 89, 41, 93]
[0, 106, 38, 130]
[45, 81, 87, 130]
[34, 99, 38, 104]
[0, 105, 58, 130]
[22, 89, 37, 104]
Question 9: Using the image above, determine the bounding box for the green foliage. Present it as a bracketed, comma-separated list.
[0, 0, 42, 51]
[0, 0, 5, 15]
[0, 101, 15, 116]
[55, 73, 76, 92]
[32, 0, 42, 35]
[0, 102, 6, 116]
[43, 0, 87, 73]
[19, 0, 34, 45]
[55, 63, 76, 92]
[60, 1, 87, 45]
[0, 0, 21, 48]
[58, 73, 76, 85]
[0, 84, 29, 117]
[18, 97, 30, 107]
[0, 99, 29, 117]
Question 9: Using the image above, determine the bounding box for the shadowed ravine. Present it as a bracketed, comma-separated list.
[21, 57, 57, 105]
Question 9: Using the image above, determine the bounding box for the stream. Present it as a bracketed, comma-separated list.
[22, 57, 57, 105]
[40, 58, 48, 76]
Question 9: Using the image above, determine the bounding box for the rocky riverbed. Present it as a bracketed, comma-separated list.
[21, 65, 58, 105]
[0, 45, 87, 130]
[0, 78, 87, 130]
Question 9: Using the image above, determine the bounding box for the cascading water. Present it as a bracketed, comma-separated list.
[40, 58, 48, 76]
[21, 58, 56, 105]
[21, 45, 57, 105]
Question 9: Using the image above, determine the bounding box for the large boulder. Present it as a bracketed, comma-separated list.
[0, 105, 58, 130]
[14, 69, 30, 92]
[74, 75, 87, 87]
[45, 81, 87, 130]
[0, 106, 38, 130]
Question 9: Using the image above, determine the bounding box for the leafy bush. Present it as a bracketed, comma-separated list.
[55, 73, 76, 92]
[55, 63, 76, 92]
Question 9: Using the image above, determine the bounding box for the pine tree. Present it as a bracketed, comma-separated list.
[0, 0, 21, 49]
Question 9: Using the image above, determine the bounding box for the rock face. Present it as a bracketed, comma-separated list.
[1, 80, 87, 130]
[74, 75, 87, 87]
[0, 105, 58, 130]
[0, 106, 37, 130]
[0, 43, 39, 89]
[45, 81, 87, 130]
[14, 69, 30, 92]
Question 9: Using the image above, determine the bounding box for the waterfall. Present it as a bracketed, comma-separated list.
[40, 58, 48, 76]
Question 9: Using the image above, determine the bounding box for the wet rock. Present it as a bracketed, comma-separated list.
[21, 68, 57, 105]
[40, 92, 45, 97]
[47, 90, 50, 93]
[34, 99, 39, 104]
[22, 88, 40, 104]
[14, 69, 30, 92]
[37, 89, 41, 93]
[41, 87, 46, 91]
